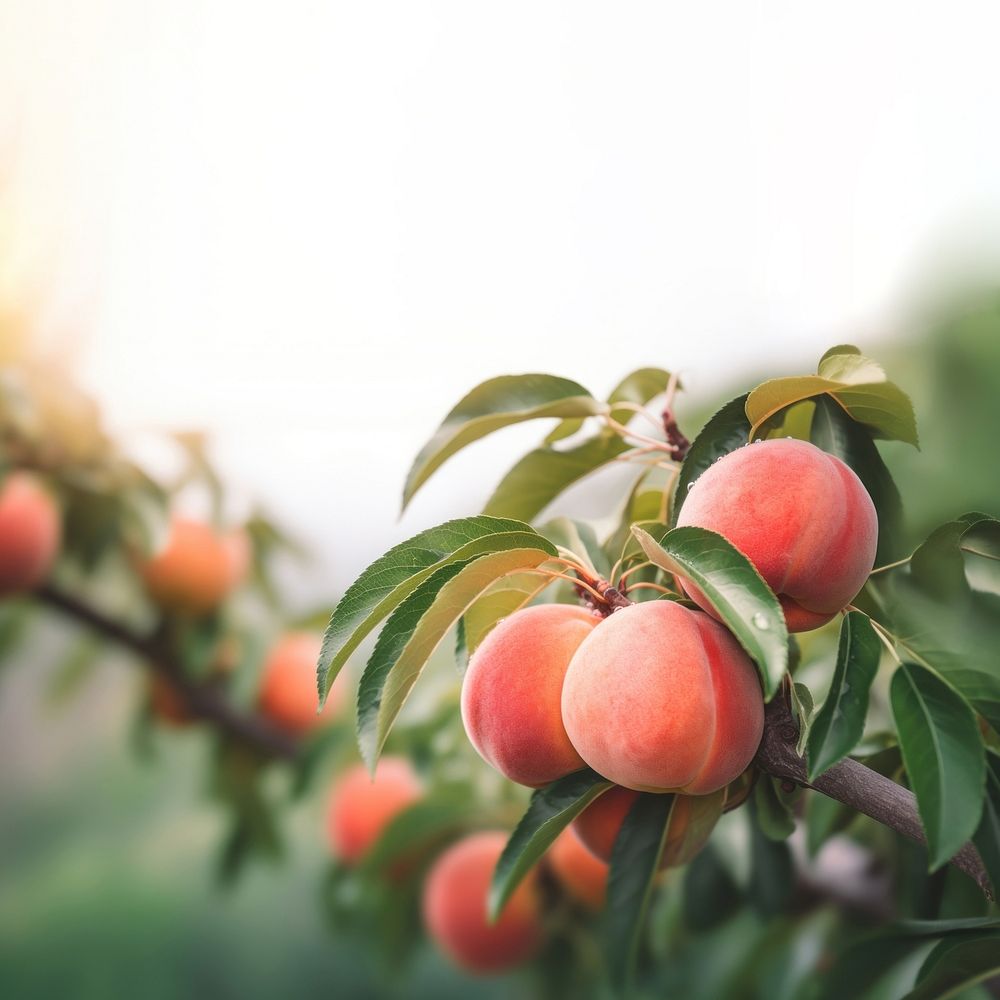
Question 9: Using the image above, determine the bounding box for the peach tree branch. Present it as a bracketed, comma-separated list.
[35, 583, 300, 760]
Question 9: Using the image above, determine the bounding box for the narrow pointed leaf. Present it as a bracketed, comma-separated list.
[316, 516, 553, 701]
[606, 792, 676, 990]
[660, 789, 726, 867]
[632, 525, 787, 697]
[458, 571, 553, 666]
[904, 932, 1000, 1000]
[403, 374, 606, 509]
[807, 611, 882, 779]
[484, 433, 628, 522]
[672, 393, 750, 525]
[545, 366, 673, 444]
[890, 662, 985, 870]
[810, 394, 905, 564]
[357, 547, 554, 770]
[489, 769, 611, 920]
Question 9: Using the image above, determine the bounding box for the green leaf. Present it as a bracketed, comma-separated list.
[904, 932, 1000, 1000]
[672, 393, 750, 526]
[810, 394, 905, 564]
[489, 769, 611, 920]
[403, 374, 606, 509]
[631, 525, 788, 697]
[807, 612, 882, 779]
[748, 810, 794, 917]
[791, 681, 814, 756]
[484, 433, 630, 522]
[539, 516, 611, 578]
[661, 789, 727, 867]
[806, 792, 854, 857]
[545, 367, 673, 444]
[683, 844, 743, 931]
[356, 546, 554, 771]
[972, 751, 1000, 896]
[606, 792, 676, 991]
[316, 516, 554, 701]
[754, 777, 796, 841]
[871, 563, 1000, 735]
[458, 571, 553, 664]
[890, 662, 986, 870]
[746, 346, 919, 446]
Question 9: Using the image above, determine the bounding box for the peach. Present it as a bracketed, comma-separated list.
[138, 517, 248, 616]
[423, 831, 544, 974]
[258, 631, 345, 734]
[561, 601, 763, 794]
[675, 438, 877, 632]
[326, 757, 423, 865]
[0, 472, 60, 595]
[461, 604, 598, 787]
[548, 827, 608, 911]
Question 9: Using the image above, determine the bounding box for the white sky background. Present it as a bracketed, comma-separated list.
[2, 1, 1000, 601]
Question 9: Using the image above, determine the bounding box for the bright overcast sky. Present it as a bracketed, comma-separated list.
[3, 1, 1000, 597]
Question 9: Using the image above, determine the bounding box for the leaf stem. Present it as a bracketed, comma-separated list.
[868, 556, 912, 576]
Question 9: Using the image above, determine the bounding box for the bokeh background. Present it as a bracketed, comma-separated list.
[3, 2, 1000, 997]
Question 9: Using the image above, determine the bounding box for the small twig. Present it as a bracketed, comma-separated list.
[661, 372, 690, 461]
[35, 584, 300, 760]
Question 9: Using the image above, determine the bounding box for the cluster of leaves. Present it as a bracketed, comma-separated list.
[318, 345, 1000, 994]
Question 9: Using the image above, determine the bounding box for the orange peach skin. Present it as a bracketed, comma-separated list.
[0, 473, 60, 595]
[138, 517, 247, 616]
[561, 601, 763, 794]
[258, 631, 345, 734]
[423, 831, 543, 974]
[676, 438, 878, 632]
[461, 604, 597, 787]
[548, 827, 608, 911]
[326, 757, 423, 865]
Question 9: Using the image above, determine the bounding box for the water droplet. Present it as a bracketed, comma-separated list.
[752, 612, 770, 630]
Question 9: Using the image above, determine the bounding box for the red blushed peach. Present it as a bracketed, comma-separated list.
[423, 831, 544, 975]
[0, 473, 60, 595]
[548, 827, 608, 911]
[461, 604, 598, 788]
[561, 601, 763, 795]
[676, 438, 877, 632]
[138, 517, 248, 616]
[326, 757, 423, 865]
[258, 631, 346, 734]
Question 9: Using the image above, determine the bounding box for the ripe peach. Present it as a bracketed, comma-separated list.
[423, 831, 543, 974]
[675, 438, 877, 632]
[461, 604, 598, 787]
[548, 827, 608, 911]
[0, 472, 60, 595]
[258, 631, 345, 734]
[561, 601, 763, 794]
[138, 517, 248, 616]
[326, 757, 423, 865]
